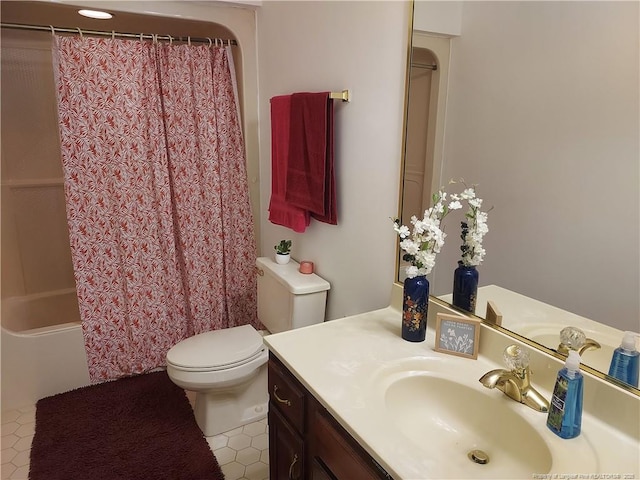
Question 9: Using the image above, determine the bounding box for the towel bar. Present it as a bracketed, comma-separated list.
[329, 90, 350, 103]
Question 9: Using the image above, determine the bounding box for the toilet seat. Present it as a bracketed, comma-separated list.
[167, 324, 265, 372]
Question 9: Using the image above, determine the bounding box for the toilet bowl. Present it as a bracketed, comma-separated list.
[166, 257, 330, 436]
[167, 325, 268, 436]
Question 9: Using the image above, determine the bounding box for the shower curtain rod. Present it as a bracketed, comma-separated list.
[0, 22, 238, 46]
[411, 62, 438, 71]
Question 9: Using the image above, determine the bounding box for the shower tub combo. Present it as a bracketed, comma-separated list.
[1, 289, 90, 411]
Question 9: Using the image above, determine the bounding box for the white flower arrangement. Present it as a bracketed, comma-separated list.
[393, 190, 463, 279]
[452, 184, 490, 267]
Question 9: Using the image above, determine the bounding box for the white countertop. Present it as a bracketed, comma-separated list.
[263, 301, 639, 479]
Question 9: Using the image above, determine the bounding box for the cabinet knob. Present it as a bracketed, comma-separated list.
[288, 453, 299, 480]
[273, 385, 292, 406]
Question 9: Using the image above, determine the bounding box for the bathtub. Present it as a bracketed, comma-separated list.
[1, 289, 90, 411]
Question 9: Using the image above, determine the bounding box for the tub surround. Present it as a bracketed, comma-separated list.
[1, 289, 91, 410]
[264, 284, 640, 479]
[1, 290, 91, 410]
[1, 323, 90, 411]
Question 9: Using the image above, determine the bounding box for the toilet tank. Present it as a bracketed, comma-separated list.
[256, 257, 330, 334]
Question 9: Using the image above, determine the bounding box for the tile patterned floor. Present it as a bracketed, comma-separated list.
[1, 406, 35, 480]
[208, 419, 269, 480]
[1, 399, 269, 480]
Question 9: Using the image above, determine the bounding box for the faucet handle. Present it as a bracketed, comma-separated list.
[560, 326, 587, 350]
[503, 344, 530, 371]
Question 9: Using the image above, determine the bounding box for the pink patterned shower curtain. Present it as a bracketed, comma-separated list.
[53, 36, 260, 382]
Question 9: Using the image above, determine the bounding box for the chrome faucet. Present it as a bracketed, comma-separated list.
[479, 345, 550, 413]
[557, 326, 601, 356]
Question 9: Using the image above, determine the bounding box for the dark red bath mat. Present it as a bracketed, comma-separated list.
[29, 370, 225, 480]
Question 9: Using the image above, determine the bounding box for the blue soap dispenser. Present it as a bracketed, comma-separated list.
[546, 350, 583, 439]
[608, 331, 640, 388]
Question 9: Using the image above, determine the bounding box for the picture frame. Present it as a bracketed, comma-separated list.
[434, 313, 481, 359]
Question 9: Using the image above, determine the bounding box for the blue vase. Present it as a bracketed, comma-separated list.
[452, 261, 479, 313]
[402, 275, 429, 342]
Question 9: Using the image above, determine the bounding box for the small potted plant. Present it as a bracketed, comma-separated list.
[274, 240, 292, 265]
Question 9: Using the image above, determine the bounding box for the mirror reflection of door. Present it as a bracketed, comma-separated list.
[399, 47, 438, 280]
[398, 34, 451, 283]
[401, 47, 437, 227]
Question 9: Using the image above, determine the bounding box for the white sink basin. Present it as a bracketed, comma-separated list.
[370, 356, 599, 479]
[385, 373, 552, 479]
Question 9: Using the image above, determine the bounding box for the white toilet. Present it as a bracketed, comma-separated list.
[166, 256, 330, 436]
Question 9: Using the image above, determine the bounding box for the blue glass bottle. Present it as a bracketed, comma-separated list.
[402, 275, 429, 342]
[547, 351, 583, 439]
[452, 261, 479, 314]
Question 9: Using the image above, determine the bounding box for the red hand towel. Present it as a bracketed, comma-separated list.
[285, 92, 337, 225]
[311, 96, 336, 225]
[268, 95, 310, 233]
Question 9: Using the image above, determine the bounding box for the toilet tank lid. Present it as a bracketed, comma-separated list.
[256, 257, 330, 295]
[167, 325, 264, 369]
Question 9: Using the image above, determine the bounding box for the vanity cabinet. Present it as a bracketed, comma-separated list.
[268, 353, 306, 479]
[268, 353, 391, 480]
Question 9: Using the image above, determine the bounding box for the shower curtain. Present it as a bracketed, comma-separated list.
[53, 36, 260, 382]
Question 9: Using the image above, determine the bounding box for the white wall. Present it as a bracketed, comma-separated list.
[413, 0, 462, 36]
[433, 2, 639, 331]
[256, 1, 411, 320]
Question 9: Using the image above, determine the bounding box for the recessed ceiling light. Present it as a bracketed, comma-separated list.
[78, 9, 113, 20]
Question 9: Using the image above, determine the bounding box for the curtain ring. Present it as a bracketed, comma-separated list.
[139, 32, 144, 42]
[207, 37, 212, 47]
[168, 35, 173, 46]
[76, 27, 83, 38]
[49, 25, 55, 36]
[188, 36, 191, 47]
[112, 30, 115, 40]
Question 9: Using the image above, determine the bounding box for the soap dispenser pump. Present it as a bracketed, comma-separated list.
[546, 350, 583, 439]
[608, 331, 640, 388]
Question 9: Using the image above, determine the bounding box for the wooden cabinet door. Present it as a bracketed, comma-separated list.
[310, 458, 336, 480]
[268, 356, 306, 432]
[310, 400, 388, 480]
[268, 405, 304, 480]
[268, 354, 391, 480]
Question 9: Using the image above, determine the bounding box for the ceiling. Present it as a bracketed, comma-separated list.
[1, 1, 235, 41]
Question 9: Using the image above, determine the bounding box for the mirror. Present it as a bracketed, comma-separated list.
[399, 1, 639, 393]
